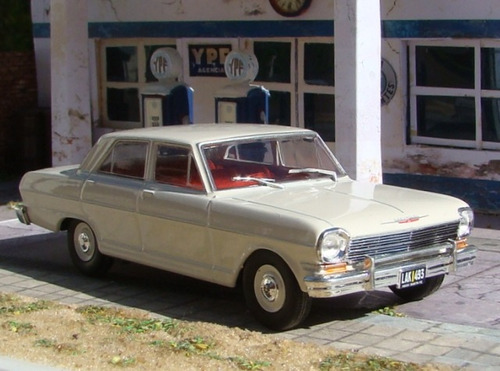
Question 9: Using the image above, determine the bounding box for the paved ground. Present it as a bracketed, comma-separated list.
[0, 180, 499, 370]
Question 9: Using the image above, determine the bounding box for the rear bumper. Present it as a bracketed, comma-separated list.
[14, 204, 31, 225]
[304, 240, 476, 298]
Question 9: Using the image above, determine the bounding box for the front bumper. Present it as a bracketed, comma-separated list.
[14, 203, 31, 225]
[304, 240, 476, 298]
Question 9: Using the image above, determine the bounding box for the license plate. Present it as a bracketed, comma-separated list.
[398, 266, 426, 288]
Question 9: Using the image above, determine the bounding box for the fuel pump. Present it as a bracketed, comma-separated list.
[215, 51, 269, 124]
[141, 47, 193, 126]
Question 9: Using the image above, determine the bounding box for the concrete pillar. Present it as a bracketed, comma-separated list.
[334, 0, 382, 183]
[50, 0, 91, 166]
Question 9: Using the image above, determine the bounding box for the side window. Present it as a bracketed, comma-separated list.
[154, 145, 203, 190]
[98, 141, 148, 179]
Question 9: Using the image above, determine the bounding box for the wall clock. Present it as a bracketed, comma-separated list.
[269, 0, 312, 17]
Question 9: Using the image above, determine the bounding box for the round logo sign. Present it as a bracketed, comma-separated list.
[224, 51, 259, 82]
[381, 58, 397, 105]
[150, 47, 182, 81]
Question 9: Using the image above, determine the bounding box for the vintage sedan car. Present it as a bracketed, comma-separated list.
[16, 124, 476, 330]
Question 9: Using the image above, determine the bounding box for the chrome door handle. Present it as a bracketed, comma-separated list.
[142, 189, 155, 197]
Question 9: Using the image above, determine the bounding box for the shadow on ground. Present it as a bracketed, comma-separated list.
[0, 233, 402, 333]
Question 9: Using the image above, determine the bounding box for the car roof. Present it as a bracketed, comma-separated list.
[102, 124, 314, 146]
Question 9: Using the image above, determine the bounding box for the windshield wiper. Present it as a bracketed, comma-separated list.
[288, 168, 338, 182]
[232, 176, 284, 189]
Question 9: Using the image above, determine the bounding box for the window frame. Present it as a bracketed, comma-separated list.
[250, 38, 335, 142]
[298, 39, 335, 142]
[98, 38, 177, 129]
[408, 39, 500, 151]
[252, 38, 297, 126]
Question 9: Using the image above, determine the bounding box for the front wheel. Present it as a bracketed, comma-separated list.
[390, 274, 445, 301]
[242, 251, 311, 331]
[67, 220, 113, 277]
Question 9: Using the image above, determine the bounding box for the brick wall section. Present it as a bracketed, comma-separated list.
[0, 51, 49, 174]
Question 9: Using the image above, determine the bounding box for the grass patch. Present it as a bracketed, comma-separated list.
[109, 355, 136, 367]
[34, 338, 81, 355]
[3, 320, 34, 334]
[374, 306, 406, 317]
[76, 305, 178, 334]
[0, 298, 52, 315]
[167, 336, 271, 370]
[228, 356, 272, 370]
[169, 336, 212, 353]
[319, 353, 419, 371]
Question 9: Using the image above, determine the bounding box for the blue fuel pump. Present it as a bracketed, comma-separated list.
[141, 48, 194, 126]
[215, 51, 269, 124]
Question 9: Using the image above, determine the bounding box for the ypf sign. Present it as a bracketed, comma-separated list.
[189, 44, 232, 77]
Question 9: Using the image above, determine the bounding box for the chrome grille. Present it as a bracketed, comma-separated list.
[347, 222, 458, 263]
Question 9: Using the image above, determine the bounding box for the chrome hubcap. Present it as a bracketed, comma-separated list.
[260, 274, 279, 302]
[73, 223, 95, 262]
[78, 232, 91, 253]
[254, 264, 286, 313]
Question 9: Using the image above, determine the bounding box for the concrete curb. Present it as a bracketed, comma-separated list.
[0, 356, 65, 371]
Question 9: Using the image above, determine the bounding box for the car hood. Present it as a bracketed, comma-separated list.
[228, 179, 466, 237]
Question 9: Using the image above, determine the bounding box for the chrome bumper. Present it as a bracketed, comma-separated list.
[14, 204, 31, 225]
[304, 241, 477, 298]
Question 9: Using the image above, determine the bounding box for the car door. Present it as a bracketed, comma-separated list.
[137, 143, 213, 281]
[80, 140, 148, 259]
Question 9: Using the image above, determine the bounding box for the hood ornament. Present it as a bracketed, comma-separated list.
[383, 215, 427, 225]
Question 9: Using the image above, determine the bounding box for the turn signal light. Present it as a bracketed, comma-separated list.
[323, 263, 347, 274]
[363, 257, 373, 270]
[455, 238, 468, 249]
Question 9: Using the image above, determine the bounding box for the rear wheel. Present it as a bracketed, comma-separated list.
[67, 220, 112, 277]
[390, 274, 445, 301]
[242, 251, 311, 331]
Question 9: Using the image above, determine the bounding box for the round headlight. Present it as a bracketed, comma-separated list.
[458, 207, 474, 238]
[318, 229, 350, 263]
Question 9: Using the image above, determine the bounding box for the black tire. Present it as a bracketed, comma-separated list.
[390, 274, 445, 301]
[242, 251, 311, 331]
[67, 220, 113, 277]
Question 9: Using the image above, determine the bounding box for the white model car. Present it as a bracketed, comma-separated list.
[16, 124, 476, 330]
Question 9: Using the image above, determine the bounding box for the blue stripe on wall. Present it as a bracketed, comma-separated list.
[383, 20, 500, 38]
[32, 19, 500, 39]
[89, 20, 333, 38]
[32, 20, 333, 39]
[383, 173, 500, 214]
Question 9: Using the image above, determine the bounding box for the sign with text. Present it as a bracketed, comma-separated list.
[189, 44, 231, 77]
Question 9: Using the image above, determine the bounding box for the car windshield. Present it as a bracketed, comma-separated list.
[201, 134, 346, 190]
